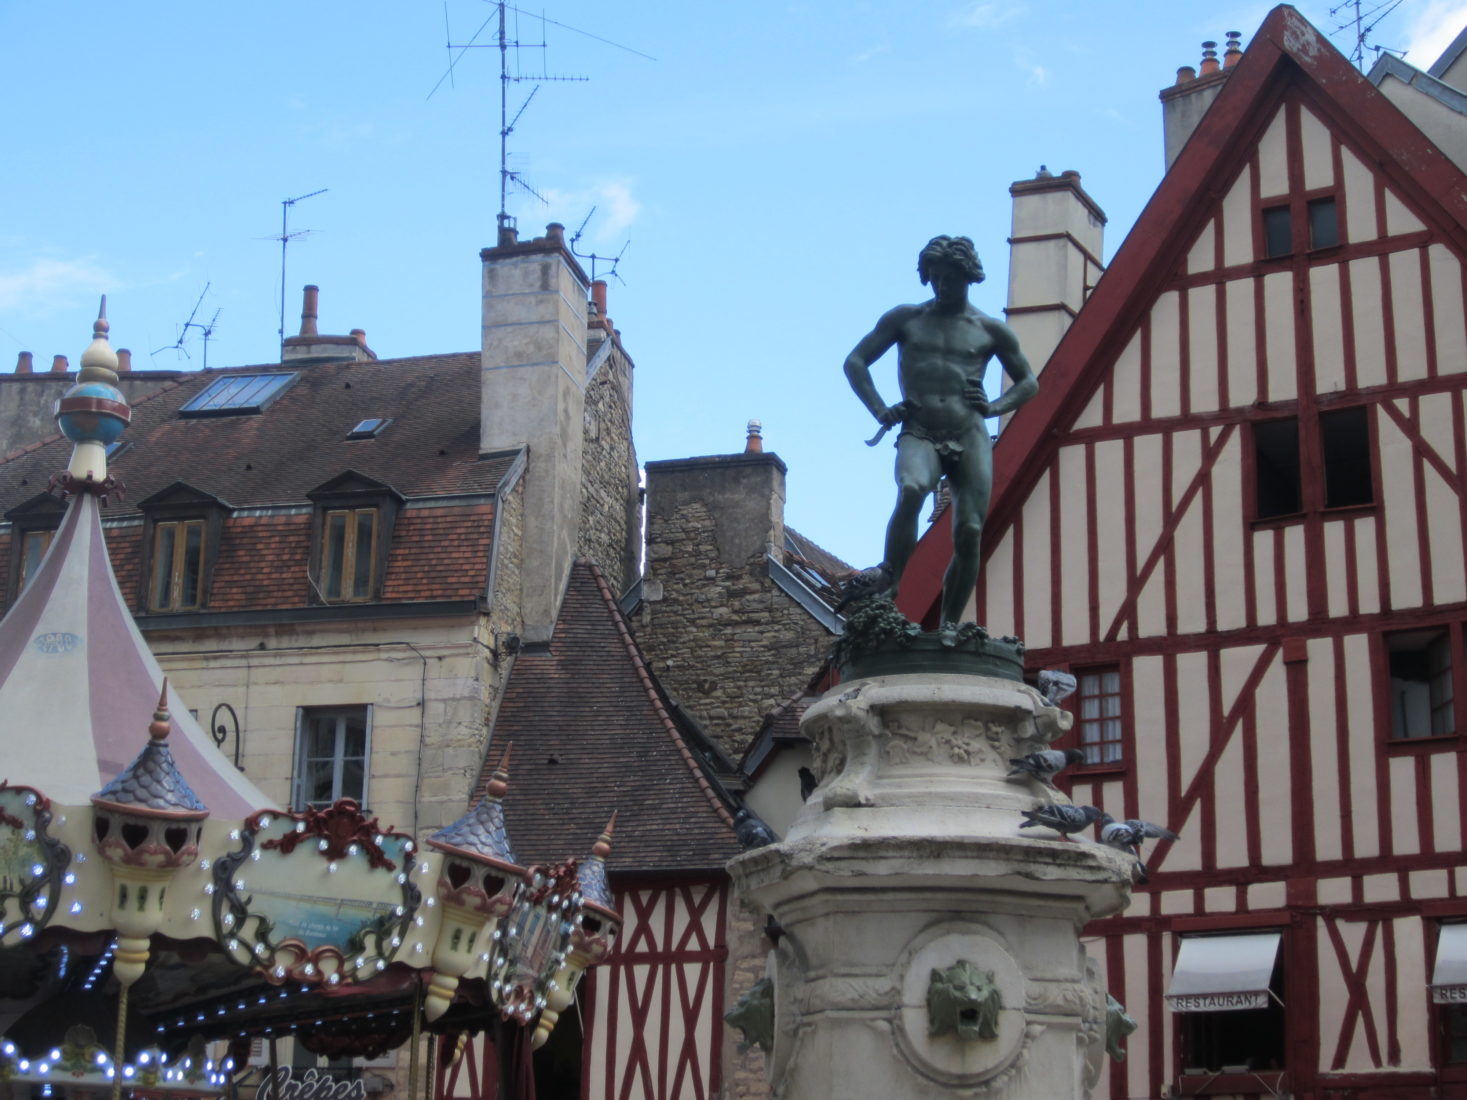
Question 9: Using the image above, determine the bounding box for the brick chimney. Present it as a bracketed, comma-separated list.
[281, 285, 377, 363]
[1005, 167, 1106, 378]
[14, 352, 32, 375]
[480, 223, 591, 644]
[1161, 33, 1243, 168]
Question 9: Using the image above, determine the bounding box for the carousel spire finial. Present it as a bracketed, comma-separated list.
[55, 297, 130, 495]
[149, 680, 171, 740]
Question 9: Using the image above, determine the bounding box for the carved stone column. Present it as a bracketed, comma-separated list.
[729, 673, 1132, 1098]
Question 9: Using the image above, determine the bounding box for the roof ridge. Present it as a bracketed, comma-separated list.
[579, 556, 737, 830]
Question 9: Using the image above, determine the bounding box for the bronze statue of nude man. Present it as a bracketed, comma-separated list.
[843, 235, 1038, 636]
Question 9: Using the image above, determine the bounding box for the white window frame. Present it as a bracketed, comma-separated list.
[291, 705, 372, 811]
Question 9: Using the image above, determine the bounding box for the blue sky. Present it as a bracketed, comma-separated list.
[3, 1, 1463, 568]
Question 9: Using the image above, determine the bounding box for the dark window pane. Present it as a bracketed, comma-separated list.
[1254, 418, 1301, 518]
[1181, 954, 1286, 1072]
[324, 512, 347, 599]
[1263, 206, 1292, 258]
[20, 531, 51, 591]
[1309, 197, 1339, 249]
[1388, 629, 1454, 739]
[1320, 406, 1373, 508]
[180, 522, 204, 609]
[352, 510, 375, 598]
[152, 523, 178, 608]
[1446, 1004, 1467, 1063]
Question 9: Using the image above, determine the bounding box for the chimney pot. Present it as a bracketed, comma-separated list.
[350, 328, 367, 346]
[591, 280, 608, 318]
[1176, 64, 1197, 83]
[15, 351, 33, 374]
[51, 355, 69, 374]
[300, 285, 320, 337]
[1224, 31, 1243, 67]
[1200, 40, 1220, 75]
[745, 419, 764, 454]
[1036, 164, 1053, 178]
[117, 348, 132, 373]
[546, 223, 565, 245]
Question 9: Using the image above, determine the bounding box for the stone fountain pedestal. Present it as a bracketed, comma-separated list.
[728, 672, 1133, 1098]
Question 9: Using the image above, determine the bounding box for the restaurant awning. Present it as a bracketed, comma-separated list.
[1165, 932, 1282, 1012]
[1431, 923, 1467, 1005]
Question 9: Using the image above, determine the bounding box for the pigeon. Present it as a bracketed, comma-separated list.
[1006, 748, 1085, 787]
[1098, 814, 1180, 883]
[798, 766, 818, 801]
[1019, 802, 1104, 839]
[832, 562, 894, 613]
[1037, 669, 1078, 707]
[734, 808, 777, 849]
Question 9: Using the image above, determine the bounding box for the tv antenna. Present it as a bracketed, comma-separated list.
[1328, 0, 1406, 70]
[431, 2, 652, 234]
[151, 283, 222, 369]
[569, 206, 630, 285]
[272, 188, 327, 344]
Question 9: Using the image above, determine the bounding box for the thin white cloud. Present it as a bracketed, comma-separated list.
[0, 256, 114, 313]
[949, 2, 1025, 30]
[543, 179, 641, 242]
[849, 42, 890, 64]
[1029, 64, 1049, 86]
[1399, 1, 1467, 68]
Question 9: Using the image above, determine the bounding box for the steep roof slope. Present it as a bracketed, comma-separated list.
[479, 559, 742, 874]
[897, 4, 1467, 626]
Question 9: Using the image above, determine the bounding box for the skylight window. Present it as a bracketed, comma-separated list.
[179, 373, 297, 417]
[346, 417, 392, 440]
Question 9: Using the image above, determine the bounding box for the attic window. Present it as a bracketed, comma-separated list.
[346, 418, 392, 440]
[1308, 197, 1339, 249]
[180, 373, 297, 417]
[1262, 206, 1292, 258]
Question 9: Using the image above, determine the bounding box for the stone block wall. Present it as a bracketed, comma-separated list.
[578, 339, 639, 594]
[722, 894, 773, 1099]
[635, 453, 834, 759]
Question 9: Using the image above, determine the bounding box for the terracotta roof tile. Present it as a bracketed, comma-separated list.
[479, 560, 741, 875]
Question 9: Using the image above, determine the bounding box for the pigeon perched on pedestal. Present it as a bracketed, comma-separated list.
[734, 808, 777, 849]
[1019, 802, 1103, 839]
[1006, 748, 1085, 788]
[1037, 669, 1078, 707]
[1098, 814, 1179, 883]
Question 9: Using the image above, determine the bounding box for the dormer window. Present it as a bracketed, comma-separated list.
[307, 472, 402, 605]
[322, 507, 378, 601]
[136, 482, 230, 614]
[150, 519, 206, 611]
[5, 492, 66, 604]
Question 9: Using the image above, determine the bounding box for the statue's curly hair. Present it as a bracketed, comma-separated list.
[918, 235, 985, 286]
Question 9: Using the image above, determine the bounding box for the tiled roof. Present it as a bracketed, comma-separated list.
[785, 525, 852, 584]
[478, 559, 741, 875]
[0, 353, 504, 512]
[0, 355, 516, 615]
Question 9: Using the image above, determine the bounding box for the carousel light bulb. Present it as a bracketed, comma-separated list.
[74, 853, 86, 863]
[395, 873, 407, 885]
[31, 864, 44, 877]
[222, 913, 235, 927]
[229, 830, 241, 841]
[404, 842, 415, 853]
[228, 939, 240, 952]
[328, 862, 338, 873]
[20, 923, 35, 938]
[138, 1053, 150, 1065]
[327, 973, 340, 985]
[234, 879, 245, 891]
[272, 966, 286, 979]
[295, 822, 306, 833]
[69, 902, 82, 914]
[393, 905, 405, 917]
[122, 1066, 135, 1079]
[95, 1053, 107, 1066]
[24, 793, 36, 806]
[204, 883, 215, 894]
[318, 840, 329, 852]
[190, 908, 201, 920]
[254, 943, 266, 958]
[25, 830, 36, 841]
[347, 844, 359, 857]
[303, 963, 316, 976]
[375, 959, 386, 971]
[63, 873, 75, 886]
[251, 851, 261, 862]
[414, 915, 424, 926]
[34, 896, 47, 909]
[199, 858, 211, 870]
[426, 897, 436, 908]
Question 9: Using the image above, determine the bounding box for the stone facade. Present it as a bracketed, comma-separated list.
[722, 893, 772, 1099]
[578, 337, 639, 595]
[634, 452, 836, 759]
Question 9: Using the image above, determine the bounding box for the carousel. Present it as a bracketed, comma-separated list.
[0, 304, 620, 1100]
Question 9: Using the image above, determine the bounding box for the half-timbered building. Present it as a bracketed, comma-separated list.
[898, 7, 1467, 1097]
